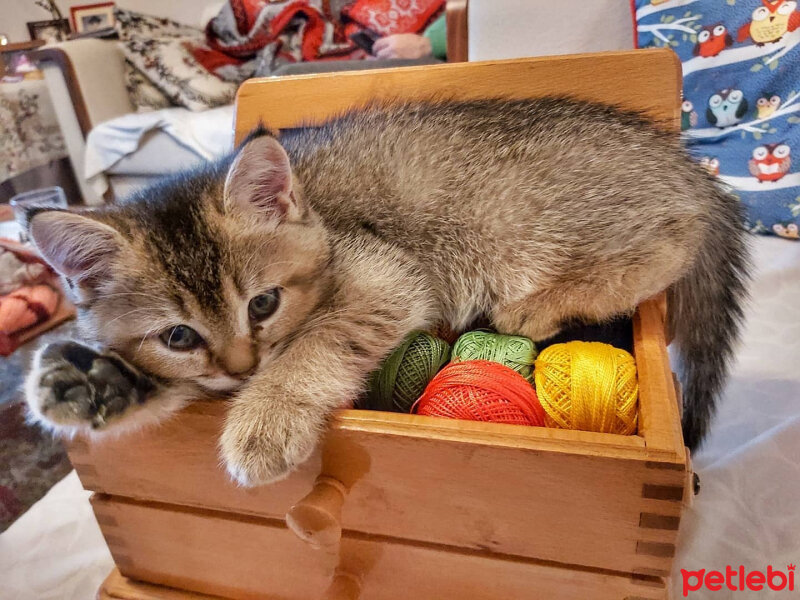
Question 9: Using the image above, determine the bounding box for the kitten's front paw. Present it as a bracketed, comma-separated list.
[220, 399, 319, 487]
[26, 341, 155, 434]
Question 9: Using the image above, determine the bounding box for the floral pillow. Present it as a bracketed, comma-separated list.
[114, 8, 234, 112]
[634, 0, 800, 239]
[123, 60, 172, 111]
[114, 7, 203, 42]
[121, 38, 237, 112]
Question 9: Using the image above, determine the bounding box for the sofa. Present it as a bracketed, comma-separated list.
[32, 1, 470, 205]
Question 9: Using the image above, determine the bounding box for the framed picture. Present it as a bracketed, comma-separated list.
[27, 19, 71, 44]
[70, 2, 116, 34]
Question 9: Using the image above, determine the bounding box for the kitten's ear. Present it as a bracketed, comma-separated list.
[28, 210, 124, 282]
[224, 135, 305, 224]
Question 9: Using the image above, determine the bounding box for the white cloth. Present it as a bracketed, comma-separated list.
[672, 236, 800, 598]
[1, 237, 799, 599]
[84, 105, 235, 195]
[468, 0, 635, 61]
[0, 472, 113, 600]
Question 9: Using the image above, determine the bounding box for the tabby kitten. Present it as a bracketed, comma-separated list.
[25, 99, 749, 485]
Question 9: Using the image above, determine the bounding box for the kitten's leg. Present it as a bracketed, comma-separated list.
[220, 249, 434, 486]
[26, 341, 190, 435]
[494, 282, 642, 342]
[492, 290, 566, 341]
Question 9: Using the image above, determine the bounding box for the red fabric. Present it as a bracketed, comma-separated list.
[269, 2, 326, 61]
[629, 0, 639, 49]
[240, 0, 268, 33]
[342, 0, 445, 35]
[0, 284, 60, 357]
[0, 238, 56, 296]
[414, 360, 545, 427]
[190, 45, 244, 72]
[220, 0, 269, 35]
[200, 0, 361, 72]
[0, 238, 55, 271]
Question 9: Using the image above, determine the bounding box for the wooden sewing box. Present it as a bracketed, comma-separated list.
[66, 50, 692, 600]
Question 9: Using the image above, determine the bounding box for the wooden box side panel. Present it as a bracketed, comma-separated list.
[94, 497, 668, 600]
[634, 298, 686, 461]
[234, 50, 681, 144]
[93, 496, 328, 600]
[68, 299, 686, 576]
[99, 568, 228, 600]
[70, 409, 684, 575]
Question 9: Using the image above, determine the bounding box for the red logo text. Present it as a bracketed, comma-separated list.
[681, 565, 795, 596]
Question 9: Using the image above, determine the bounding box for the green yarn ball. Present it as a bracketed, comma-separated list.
[451, 330, 538, 380]
[368, 331, 451, 413]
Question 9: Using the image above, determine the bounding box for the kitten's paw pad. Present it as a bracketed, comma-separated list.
[220, 417, 315, 487]
[28, 341, 154, 431]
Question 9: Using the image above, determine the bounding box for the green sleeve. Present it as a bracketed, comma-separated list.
[423, 14, 447, 60]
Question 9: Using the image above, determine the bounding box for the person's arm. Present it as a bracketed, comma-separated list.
[371, 13, 447, 60]
[423, 14, 447, 60]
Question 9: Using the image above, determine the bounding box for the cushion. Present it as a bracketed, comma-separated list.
[123, 60, 172, 111]
[114, 7, 204, 42]
[342, 0, 445, 35]
[633, 0, 800, 239]
[115, 8, 227, 111]
[120, 37, 236, 112]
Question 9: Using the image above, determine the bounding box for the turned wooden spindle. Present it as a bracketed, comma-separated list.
[322, 570, 361, 600]
[286, 431, 370, 549]
[286, 475, 348, 550]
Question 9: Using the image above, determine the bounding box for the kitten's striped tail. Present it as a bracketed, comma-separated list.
[667, 192, 750, 451]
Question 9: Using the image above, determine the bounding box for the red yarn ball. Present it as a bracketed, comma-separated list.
[413, 360, 545, 426]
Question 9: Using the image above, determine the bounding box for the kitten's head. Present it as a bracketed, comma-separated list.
[28, 134, 331, 394]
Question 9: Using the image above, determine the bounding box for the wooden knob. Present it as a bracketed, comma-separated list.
[286, 476, 347, 549]
[322, 570, 361, 600]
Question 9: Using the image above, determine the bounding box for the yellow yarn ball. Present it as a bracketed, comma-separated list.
[534, 341, 638, 435]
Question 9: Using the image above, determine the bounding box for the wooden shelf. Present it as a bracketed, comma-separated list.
[0, 40, 46, 54]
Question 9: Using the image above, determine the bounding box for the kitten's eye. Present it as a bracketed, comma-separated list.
[160, 325, 203, 350]
[248, 289, 280, 321]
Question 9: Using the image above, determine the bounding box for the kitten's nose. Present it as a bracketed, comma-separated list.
[220, 338, 257, 377]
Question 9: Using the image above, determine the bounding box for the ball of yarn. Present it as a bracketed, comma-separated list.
[415, 360, 545, 426]
[368, 331, 451, 413]
[452, 330, 538, 380]
[534, 341, 638, 435]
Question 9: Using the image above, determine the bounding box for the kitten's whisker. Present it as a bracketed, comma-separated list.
[136, 325, 159, 354]
[105, 308, 159, 327]
[91, 291, 164, 303]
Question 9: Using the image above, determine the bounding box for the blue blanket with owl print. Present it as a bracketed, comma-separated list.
[634, 0, 800, 239]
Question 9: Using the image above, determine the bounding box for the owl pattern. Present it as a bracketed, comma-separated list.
[756, 94, 781, 119]
[773, 223, 799, 238]
[700, 157, 721, 176]
[707, 89, 749, 128]
[737, 0, 800, 45]
[694, 23, 733, 57]
[749, 143, 792, 182]
[636, 0, 798, 237]
[681, 100, 699, 131]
